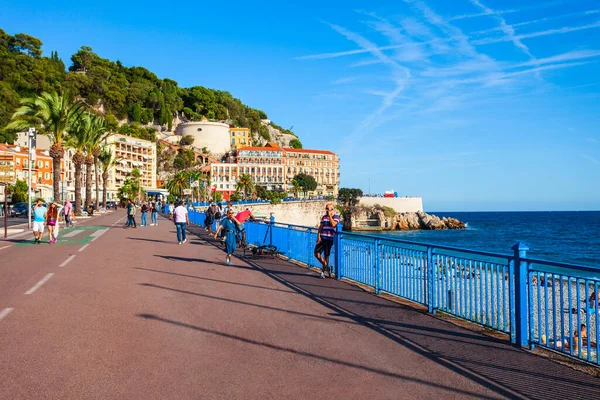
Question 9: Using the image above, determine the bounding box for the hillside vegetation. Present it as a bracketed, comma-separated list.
[0, 29, 297, 145]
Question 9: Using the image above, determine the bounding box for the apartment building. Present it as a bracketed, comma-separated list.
[103, 134, 157, 199]
[229, 127, 251, 150]
[283, 147, 340, 197]
[209, 142, 339, 199]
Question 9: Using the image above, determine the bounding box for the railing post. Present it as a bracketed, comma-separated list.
[287, 224, 292, 260]
[427, 246, 435, 313]
[374, 239, 381, 294]
[269, 214, 275, 247]
[334, 223, 343, 280]
[512, 242, 529, 348]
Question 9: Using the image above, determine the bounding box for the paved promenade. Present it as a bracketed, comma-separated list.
[0, 210, 599, 399]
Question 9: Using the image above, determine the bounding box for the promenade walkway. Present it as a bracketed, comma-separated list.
[0, 210, 599, 399]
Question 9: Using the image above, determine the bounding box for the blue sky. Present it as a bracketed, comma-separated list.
[2, 0, 599, 211]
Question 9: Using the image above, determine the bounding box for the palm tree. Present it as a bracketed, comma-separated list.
[166, 171, 189, 198]
[130, 167, 142, 202]
[98, 148, 120, 209]
[7, 92, 85, 202]
[235, 173, 255, 200]
[66, 114, 92, 216]
[86, 115, 110, 210]
[291, 179, 301, 198]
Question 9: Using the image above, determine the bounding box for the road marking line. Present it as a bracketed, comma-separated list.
[7, 231, 31, 239]
[61, 230, 81, 238]
[90, 228, 109, 242]
[0, 245, 11, 251]
[79, 244, 90, 252]
[59, 255, 76, 268]
[25, 273, 54, 295]
[0, 308, 14, 321]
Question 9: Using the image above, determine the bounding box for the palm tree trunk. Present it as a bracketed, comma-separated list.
[52, 156, 61, 202]
[102, 173, 108, 210]
[94, 156, 100, 210]
[85, 157, 93, 211]
[74, 164, 82, 216]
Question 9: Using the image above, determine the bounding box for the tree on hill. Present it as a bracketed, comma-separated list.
[179, 135, 194, 146]
[289, 138, 302, 149]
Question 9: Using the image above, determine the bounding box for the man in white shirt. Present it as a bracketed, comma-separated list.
[172, 200, 189, 244]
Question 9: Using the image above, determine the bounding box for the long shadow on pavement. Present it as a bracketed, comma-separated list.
[138, 312, 504, 400]
[181, 222, 600, 400]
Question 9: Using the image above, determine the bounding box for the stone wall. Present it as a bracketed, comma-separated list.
[240, 200, 329, 227]
[358, 197, 423, 213]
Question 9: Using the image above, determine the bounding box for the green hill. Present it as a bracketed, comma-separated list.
[0, 29, 299, 146]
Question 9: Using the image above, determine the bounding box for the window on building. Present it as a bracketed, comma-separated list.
[45, 161, 49, 168]
[232, 132, 235, 137]
[232, 138, 235, 144]
[45, 172, 50, 180]
[37, 160, 42, 168]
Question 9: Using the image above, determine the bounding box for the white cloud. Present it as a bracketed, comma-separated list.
[469, 0, 535, 60]
[449, 0, 567, 21]
[512, 50, 600, 68]
[471, 9, 600, 35]
[331, 77, 358, 85]
[473, 20, 600, 45]
[582, 154, 600, 164]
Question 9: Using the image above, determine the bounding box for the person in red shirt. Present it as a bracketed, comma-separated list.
[234, 208, 255, 247]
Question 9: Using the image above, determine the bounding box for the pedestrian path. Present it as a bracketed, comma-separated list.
[0, 211, 599, 399]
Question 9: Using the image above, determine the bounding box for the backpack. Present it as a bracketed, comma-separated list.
[215, 209, 222, 219]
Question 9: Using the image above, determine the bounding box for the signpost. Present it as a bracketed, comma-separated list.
[1, 184, 8, 238]
[27, 128, 36, 229]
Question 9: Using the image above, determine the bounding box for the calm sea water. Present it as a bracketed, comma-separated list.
[372, 211, 600, 267]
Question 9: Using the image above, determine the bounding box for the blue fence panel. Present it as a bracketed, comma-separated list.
[527, 258, 600, 365]
[431, 250, 512, 334]
[378, 240, 428, 304]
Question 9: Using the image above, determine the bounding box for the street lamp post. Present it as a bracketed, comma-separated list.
[27, 128, 36, 229]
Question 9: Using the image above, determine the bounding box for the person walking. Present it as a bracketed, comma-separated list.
[125, 199, 137, 228]
[172, 200, 189, 244]
[32, 199, 47, 244]
[46, 202, 59, 243]
[204, 204, 214, 233]
[63, 199, 73, 228]
[151, 202, 158, 226]
[140, 201, 149, 227]
[214, 208, 243, 265]
[314, 202, 340, 278]
[168, 202, 175, 216]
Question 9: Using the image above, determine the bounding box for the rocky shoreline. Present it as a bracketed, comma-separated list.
[345, 206, 466, 231]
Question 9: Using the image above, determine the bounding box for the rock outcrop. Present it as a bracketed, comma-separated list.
[347, 206, 466, 231]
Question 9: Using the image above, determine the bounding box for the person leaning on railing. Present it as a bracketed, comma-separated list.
[314, 202, 340, 279]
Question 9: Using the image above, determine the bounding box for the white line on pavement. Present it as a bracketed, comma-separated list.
[6, 231, 31, 239]
[25, 273, 54, 295]
[61, 230, 81, 238]
[90, 228, 109, 242]
[0, 308, 14, 321]
[0, 245, 11, 251]
[79, 244, 89, 252]
[59, 255, 76, 268]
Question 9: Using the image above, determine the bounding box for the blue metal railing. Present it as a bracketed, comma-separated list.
[238, 218, 600, 365]
[526, 257, 600, 364]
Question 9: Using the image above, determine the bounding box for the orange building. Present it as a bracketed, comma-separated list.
[0, 144, 65, 200]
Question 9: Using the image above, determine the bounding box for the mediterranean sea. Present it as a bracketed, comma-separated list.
[374, 211, 600, 267]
